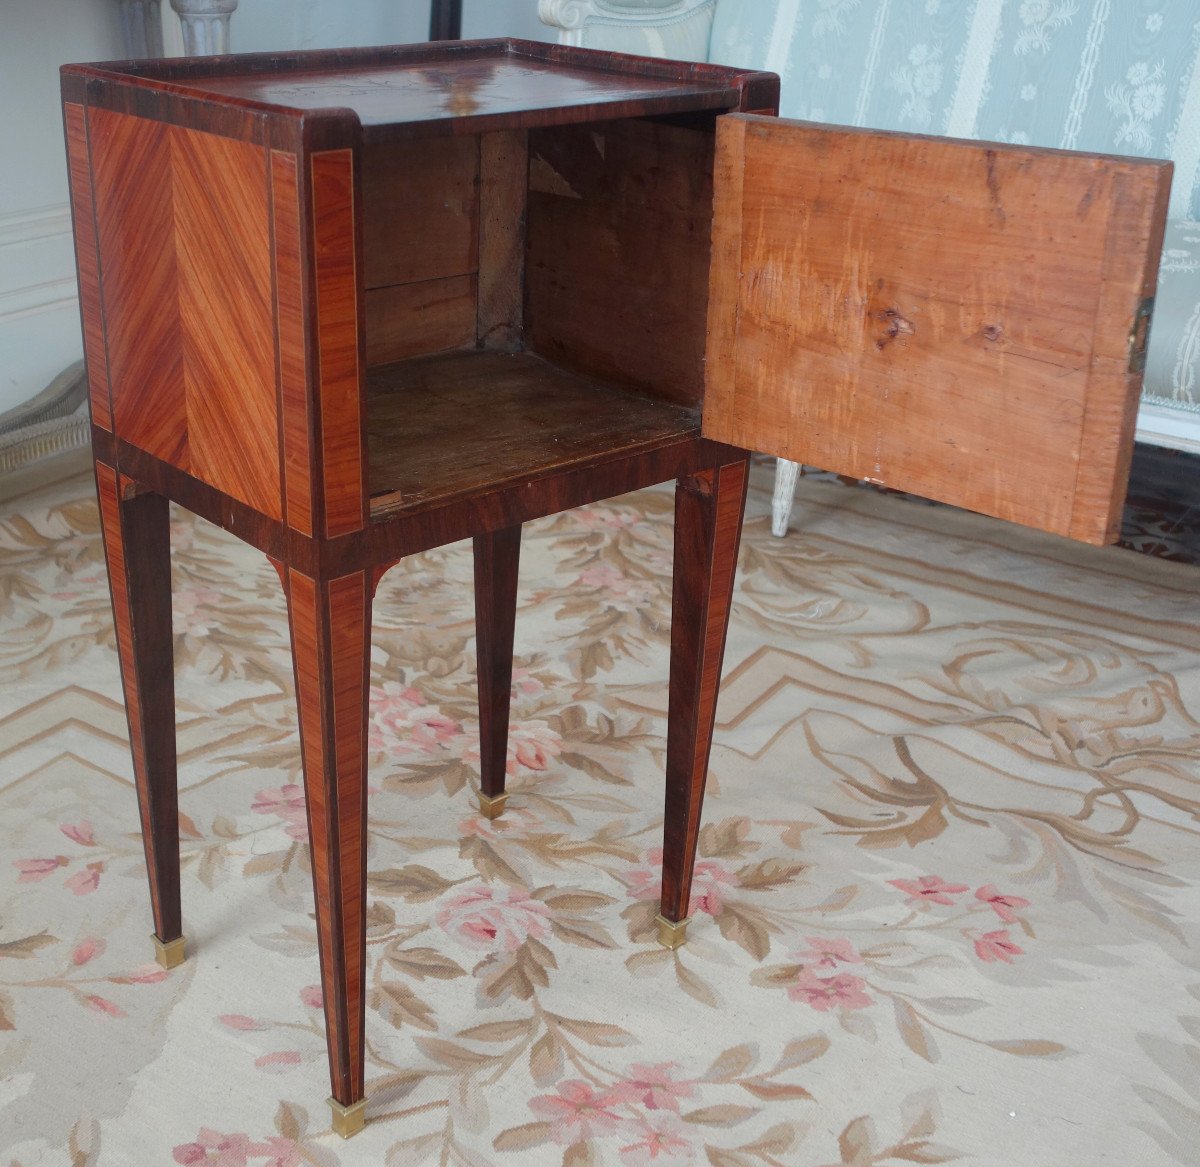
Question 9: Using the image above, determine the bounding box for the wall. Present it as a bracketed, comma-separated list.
[0, 0, 550, 417]
[0, 1, 125, 416]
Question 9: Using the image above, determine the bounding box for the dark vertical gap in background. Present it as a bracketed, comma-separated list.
[430, 0, 463, 40]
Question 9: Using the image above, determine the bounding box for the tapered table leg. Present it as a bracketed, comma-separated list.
[95, 462, 184, 966]
[473, 525, 521, 819]
[283, 566, 372, 1135]
[658, 457, 750, 948]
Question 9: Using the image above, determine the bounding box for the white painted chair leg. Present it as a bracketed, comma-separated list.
[170, 0, 237, 55]
[771, 458, 800, 537]
[116, 0, 165, 57]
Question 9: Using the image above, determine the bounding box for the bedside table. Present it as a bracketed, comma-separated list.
[62, 38, 1169, 1135]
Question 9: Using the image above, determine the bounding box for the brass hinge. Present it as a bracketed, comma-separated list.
[1129, 296, 1154, 375]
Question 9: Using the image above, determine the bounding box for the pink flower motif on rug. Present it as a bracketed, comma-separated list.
[72, 938, 105, 966]
[435, 884, 553, 953]
[572, 505, 645, 531]
[368, 682, 461, 756]
[888, 875, 969, 906]
[787, 970, 872, 1012]
[83, 994, 125, 1018]
[799, 936, 862, 970]
[510, 666, 546, 697]
[65, 861, 103, 896]
[619, 1113, 696, 1165]
[254, 1051, 302, 1073]
[13, 856, 67, 882]
[60, 821, 95, 846]
[508, 720, 563, 773]
[173, 586, 222, 637]
[688, 860, 739, 917]
[973, 929, 1025, 964]
[622, 849, 739, 918]
[529, 1079, 623, 1144]
[577, 564, 658, 609]
[250, 784, 308, 842]
[219, 1014, 267, 1032]
[608, 1062, 694, 1111]
[298, 984, 323, 1009]
[172, 1129, 292, 1166]
[975, 884, 1032, 923]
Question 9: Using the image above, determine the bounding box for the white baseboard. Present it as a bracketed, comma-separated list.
[0, 202, 82, 415]
[1135, 402, 1200, 455]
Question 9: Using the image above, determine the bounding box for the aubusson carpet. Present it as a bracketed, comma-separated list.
[0, 461, 1197, 1166]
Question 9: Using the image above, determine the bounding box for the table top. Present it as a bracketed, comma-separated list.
[68, 40, 752, 136]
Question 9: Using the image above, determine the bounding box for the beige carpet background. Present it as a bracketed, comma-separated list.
[0, 462, 1198, 1166]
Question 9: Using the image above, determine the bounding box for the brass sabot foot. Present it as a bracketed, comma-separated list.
[151, 933, 186, 969]
[329, 1097, 366, 1138]
[478, 791, 509, 820]
[655, 914, 690, 950]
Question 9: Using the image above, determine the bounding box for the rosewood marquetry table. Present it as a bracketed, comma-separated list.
[62, 38, 1170, 1137]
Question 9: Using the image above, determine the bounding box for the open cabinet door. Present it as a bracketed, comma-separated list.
[702, 115, 1172, 545]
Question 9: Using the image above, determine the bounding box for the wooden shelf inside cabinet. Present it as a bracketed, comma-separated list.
[366, 350, 700, 518]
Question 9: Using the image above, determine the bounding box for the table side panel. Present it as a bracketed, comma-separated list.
[174, 125, 280, 519]
[703, 116, 1172, 544]
[88, 107, 283, 520]
[90, 108, 188, 471]
[64, 102, 112, 432]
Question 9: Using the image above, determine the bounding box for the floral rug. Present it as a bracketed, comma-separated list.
[0, 461, 1198, 1166]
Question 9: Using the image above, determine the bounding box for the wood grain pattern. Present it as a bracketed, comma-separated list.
[88, 107, 282, 518]
[89, 108, 186, 469]
[366, 350, 700, 512]
[285, 567, 371, 1107]
[362, 136, 479, 290]
[478, 130, 528, 350]
[173, 124, 280, 518]
[1069, 167, 1172, 542]
[702, 115, 1172, 544]
[64, 103, 112, 432]
[64, 41, 775, 145]
[660, 458, 749, 924]
[473, 526, 522, 801]
[526, 118, 714, 405]
[95, 462, 181, 943]
[272, 149, 314, 537]
[365, 275, 477, 366]
[311, 149, 365, 538]
[181, 51, 744, 137]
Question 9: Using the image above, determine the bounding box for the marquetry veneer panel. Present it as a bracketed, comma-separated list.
[88, 108, 282, 520]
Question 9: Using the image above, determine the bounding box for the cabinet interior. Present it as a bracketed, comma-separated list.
[360, 113, 721, 516]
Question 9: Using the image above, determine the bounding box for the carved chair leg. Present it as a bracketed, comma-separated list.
[473, 525, 521, 819]
[95, 463, 184, 966]
[658, 458, 749, 948]
[283, 567, 372, 1134]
